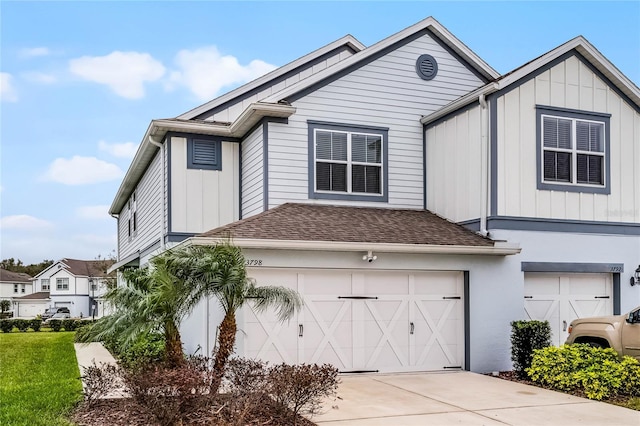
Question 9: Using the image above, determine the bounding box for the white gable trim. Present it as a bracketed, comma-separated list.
[422, 36, 640, 125]
[264, 16, 499, 104]
[177, 35, 365, 121]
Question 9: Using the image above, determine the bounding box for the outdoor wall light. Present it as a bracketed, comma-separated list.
[362, 251, 377, 263]
[631, 265, 640, 286]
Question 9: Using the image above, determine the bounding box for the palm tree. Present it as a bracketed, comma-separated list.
[167, 243, 302, 391]
[77, 251, 197, 367]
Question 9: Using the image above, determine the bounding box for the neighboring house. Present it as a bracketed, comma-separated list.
[0, 268, 34, 315]
[108, 17, 640, 374]
[13, 292, 50, 318]
[32, 258, 115, 318]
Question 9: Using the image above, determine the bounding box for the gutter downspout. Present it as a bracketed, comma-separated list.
[149, 135, 166, 250]
[479, 94, 489, 237]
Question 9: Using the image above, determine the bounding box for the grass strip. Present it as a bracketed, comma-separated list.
[0, 331, 82, 426]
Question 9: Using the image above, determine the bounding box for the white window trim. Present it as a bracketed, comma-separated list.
[41, 279, 50, 291]
[56, 278, 69, 291]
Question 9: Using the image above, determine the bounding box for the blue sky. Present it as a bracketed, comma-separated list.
[1, 1, 639, 264]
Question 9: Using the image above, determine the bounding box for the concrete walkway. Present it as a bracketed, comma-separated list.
[311, 371, 640, 425]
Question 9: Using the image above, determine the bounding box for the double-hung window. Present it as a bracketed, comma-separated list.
[309, 121, 388, 202]
[41, 279, 50, 291]
[56, 278, 69, 291]
[537, 106, 610, 194]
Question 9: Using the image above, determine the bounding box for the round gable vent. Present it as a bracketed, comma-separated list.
[416, 54, 438, 80]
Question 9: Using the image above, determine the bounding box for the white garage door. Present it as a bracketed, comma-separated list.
[242, 268, 464, 373]
[524, 273, 612, 346]
[17, 302, 48, 317]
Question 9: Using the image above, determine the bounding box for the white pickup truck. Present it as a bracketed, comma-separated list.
[565, 306, 640, 360]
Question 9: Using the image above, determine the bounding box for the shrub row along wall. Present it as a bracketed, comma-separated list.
[0, 318, 93, 332]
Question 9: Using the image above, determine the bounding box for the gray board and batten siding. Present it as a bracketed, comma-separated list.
[195, 46, 358, 124]
[266, 30, 485, 210]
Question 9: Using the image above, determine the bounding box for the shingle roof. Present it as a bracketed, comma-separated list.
[60, 259, 115, 277]
[199, 203, 494, 247]
[0, 269, 32, 283]
[15, 291, 49, 300]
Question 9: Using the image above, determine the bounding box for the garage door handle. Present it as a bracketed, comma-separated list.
[594, 296, 610, 299]
[299, 324, 303, 337]
[442, 296, 461, 300]
[563, 320, 567, 331]
[410, 322, 414, 335]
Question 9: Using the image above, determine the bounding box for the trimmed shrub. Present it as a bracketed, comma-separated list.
[527, 344, 640, 400]
[510, 320, 551, 378]
[81, 362, 121, 407]
[116, 332, 165, 371]
[268, 363, 339, 422]
[14, 319, 30, 332]
[0, 319, 14, 333]
[30, 319, 42, 332]
[124, 357, 214, 426]
[49, 319, 62, 332]
[62, 319, 79, 331]
[224, 358, 270, 425]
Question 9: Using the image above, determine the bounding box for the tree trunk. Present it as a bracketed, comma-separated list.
[211, 311, 236, 393]
[164, 320, 184, 367]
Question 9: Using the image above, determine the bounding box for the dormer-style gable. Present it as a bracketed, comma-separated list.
[422, 36, 640, 230]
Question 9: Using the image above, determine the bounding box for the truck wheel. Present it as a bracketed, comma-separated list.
[586, 341, 603, 348]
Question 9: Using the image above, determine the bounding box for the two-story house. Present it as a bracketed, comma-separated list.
[108, 17, 640, 374]
[0, 268, 36, 316]
[32, 258, 114, 318]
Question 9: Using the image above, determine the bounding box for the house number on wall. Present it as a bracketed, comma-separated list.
[246, 259, 263, 266]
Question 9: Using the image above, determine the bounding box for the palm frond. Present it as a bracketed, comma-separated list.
[246, 285, 303, 321]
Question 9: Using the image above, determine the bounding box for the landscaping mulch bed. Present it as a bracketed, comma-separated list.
[489, 371, 638, 410]
[72, 396, 317, 426]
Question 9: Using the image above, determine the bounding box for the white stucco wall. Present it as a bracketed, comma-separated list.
[180, 248, 521, 373]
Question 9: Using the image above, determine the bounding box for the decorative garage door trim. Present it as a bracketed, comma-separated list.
[524, 273, 614, 346]
[242, 268, 470, 373]
[522, 262, 621, 314]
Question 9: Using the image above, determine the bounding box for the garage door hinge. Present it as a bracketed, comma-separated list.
[338, 296, 379, 300]
[442, 296, 461, 300]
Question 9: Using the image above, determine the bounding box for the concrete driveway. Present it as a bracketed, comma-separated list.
[310, 371, 640, 425]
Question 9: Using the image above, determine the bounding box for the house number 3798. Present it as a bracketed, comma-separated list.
[246, 259, 263, 266]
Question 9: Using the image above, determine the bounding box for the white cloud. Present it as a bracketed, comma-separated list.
[43, 156, 124, 185]
[0, 215, 52, 230]
[76, 205, 111, 220]
[169, 46, 277, 101]
[98, 140, 138, 158]
[69, 51, 165, 99]
[22, 71, 57, 84]
[19, 47, 51, 58]
[0, 73, 18, 102]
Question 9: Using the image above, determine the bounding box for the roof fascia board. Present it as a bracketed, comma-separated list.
[177, 35, 365, 120]
[181, 237, 521, 256]
[495, 37, 639, 110]
[109, 103, 296, 215]
[264, 17, 500, 104]
[421, 83, 499, 125]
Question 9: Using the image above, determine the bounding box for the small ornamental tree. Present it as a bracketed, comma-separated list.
[510, 320, 551, 378]
[0, 299, 11, 314]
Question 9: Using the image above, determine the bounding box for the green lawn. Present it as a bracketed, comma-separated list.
[0, 332, 83, 426]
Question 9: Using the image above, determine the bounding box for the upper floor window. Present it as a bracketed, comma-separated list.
[21, 285, 25, 293]
[13, 284, 18, 293]
[308, 121, 389, 202]
[56, 278, 69, 291]
[187, 137, 222, 170]
[536, 106, 610, 194]
[41, 279, 50, 291]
